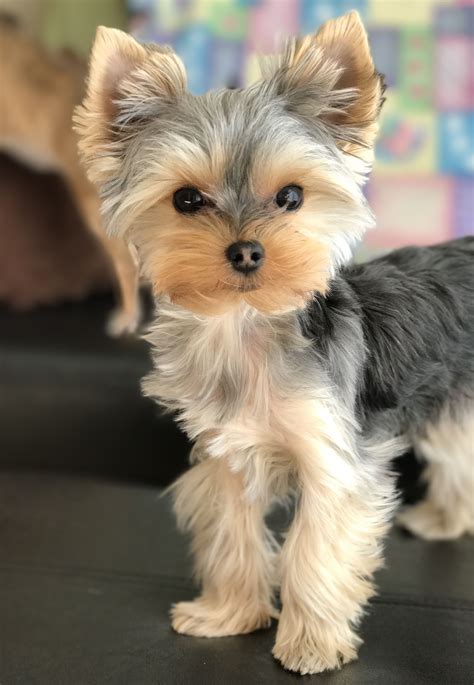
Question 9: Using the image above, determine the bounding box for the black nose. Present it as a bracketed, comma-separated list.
[226, 241, 265, 274]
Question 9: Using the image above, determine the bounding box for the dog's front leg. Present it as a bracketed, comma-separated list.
[170, 456, 277, 637]
[273, 438, 394, 674]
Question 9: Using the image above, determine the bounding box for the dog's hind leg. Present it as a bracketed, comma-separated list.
[397, 404, 474, 540]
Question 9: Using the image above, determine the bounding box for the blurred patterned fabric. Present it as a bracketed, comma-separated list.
[128, 0, 474, 252]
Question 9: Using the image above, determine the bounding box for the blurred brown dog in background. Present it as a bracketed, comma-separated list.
[0, 17, 140, 335]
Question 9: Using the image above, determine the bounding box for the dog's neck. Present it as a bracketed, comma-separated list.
[142, 298, 315, 439]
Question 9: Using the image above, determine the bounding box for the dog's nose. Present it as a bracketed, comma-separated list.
[226, 241, 265, 274]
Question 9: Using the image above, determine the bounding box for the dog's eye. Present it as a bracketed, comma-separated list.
[275, 185, 303, 211]
[173, 187, 205, 213]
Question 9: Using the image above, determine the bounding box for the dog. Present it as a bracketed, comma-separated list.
[0, 17, 140, 335]
[75, 11, 474, 674]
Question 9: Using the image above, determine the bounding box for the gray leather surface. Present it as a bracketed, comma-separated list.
[0, 296, 189, 486]
[1, 471, 473, 684]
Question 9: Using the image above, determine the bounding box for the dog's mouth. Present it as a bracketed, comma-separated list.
[222, 282, 261, 293]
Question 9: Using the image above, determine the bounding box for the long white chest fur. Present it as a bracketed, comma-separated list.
[143, 301, 360, 499]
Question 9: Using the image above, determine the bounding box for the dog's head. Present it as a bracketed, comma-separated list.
[75, 11, 383, 316]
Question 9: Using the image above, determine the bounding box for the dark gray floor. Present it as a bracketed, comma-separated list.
[1, 471, 472, 685]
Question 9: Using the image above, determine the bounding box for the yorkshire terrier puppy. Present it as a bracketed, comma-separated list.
[76, 11, 474, 674]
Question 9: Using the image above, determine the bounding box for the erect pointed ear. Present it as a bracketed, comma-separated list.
[75, 26, 186, 185]
[265, 11, 384, 165]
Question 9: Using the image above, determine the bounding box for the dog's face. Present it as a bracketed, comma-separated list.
[76, 11, 383, 315]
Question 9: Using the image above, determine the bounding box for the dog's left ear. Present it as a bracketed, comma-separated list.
[265, 11, 384, 164]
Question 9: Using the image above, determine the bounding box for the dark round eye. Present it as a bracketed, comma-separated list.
[173, 187, 205, 213]
[275, 185, 303, 211]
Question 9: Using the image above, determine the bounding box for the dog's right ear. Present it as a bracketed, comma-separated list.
[75, 27, 186, 187]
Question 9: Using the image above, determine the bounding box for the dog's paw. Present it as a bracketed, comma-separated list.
[171, 598, 273, 638]
[106, 306, 141, 337]
[272, 623, 359, 675]
[397, 501, 470, 540]
[272, 641, 356, 675]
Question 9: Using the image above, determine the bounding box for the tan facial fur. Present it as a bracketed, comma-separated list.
[131, 144, 368, 317]
[136, 195, 332, 317]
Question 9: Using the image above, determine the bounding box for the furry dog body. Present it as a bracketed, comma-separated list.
[76, 12, 474, 674]
[141, 238, 473, 672]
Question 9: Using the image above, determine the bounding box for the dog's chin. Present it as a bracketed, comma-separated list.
[166, 284, 313, 318]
